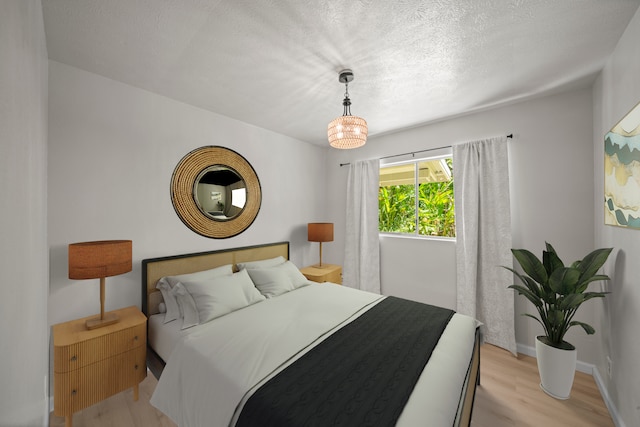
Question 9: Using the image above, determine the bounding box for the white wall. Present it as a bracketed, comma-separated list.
[327, 87, 599, 360]
[380, 236, 456, 309]
[0, 1, 49, 425]
[47, 61, 329, 324]
[593, 6, 640, 427]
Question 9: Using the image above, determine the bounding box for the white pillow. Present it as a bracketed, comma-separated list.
[236, 256, 286, 271]
[279, 261, 309, 288]
[171, 283, 199, 329]
[160, 264, 234, 322]
[156, 278, 180, 323]
[246, 261, 309, 298]
[181, 269, 266, 325]
[246, 267, 295, 298]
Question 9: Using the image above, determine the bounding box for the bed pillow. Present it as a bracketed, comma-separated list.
[246, 261, 309, 298]
[162, 264, 234, 322]
[236, 256, 286, 271]
[158, 302, 166, 313]
[180, 269, 266, 326]
[171, 283, 200, 329]
[279, 261, 310, 289]
[246, 266, 295, 298]
[156, 277, 180, 323]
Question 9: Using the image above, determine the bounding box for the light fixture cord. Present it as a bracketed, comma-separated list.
[342, 82, 352, 116]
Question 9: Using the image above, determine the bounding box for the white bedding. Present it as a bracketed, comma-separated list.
[148, 313, 189, 362]
[150, 283, 477, 427]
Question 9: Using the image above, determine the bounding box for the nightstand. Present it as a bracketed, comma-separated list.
[53, 306, 147, 427]
[300, 264, 342, 284]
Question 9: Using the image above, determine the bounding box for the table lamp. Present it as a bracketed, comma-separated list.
[68, 240, 132, 330]
[307, 223, 333, 268]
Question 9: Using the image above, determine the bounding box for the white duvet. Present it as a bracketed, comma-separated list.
[150, 283, 477, 427]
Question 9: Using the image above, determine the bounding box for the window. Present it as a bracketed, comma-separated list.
[231, 188, 246, 209]
[378, 156, 455, 238]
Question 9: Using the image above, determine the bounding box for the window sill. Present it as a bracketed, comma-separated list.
[379, 232, 456, 242]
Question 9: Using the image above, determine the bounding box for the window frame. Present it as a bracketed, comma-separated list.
[378, 152, 456, 241]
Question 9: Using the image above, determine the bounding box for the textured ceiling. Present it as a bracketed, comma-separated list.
[42, 0, 640, 145]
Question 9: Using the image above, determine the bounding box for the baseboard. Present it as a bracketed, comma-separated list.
[593, 366, 626, 427]
[516, 343, 625, 427]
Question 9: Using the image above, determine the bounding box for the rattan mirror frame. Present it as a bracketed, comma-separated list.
[171, 146, 261, 238]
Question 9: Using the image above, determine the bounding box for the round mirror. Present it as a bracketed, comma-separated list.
[171, 146, 261, 238]
[194, 165, 246, 221]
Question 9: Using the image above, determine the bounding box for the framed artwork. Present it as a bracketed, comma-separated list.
[604, 100, 640, 229]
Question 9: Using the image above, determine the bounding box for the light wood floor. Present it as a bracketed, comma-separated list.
[50, 344, 614, 427]
[471, 344, 613, 427]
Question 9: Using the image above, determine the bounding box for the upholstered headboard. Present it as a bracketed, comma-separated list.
[141, 242, 289, 317]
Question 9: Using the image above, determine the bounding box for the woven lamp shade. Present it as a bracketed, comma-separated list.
[328, 116, 368, 149]
[69, 240, 132, 279]
[308, 223, 334, 242]
[308, 223, 333, 268]
[69, 240, 132, 330]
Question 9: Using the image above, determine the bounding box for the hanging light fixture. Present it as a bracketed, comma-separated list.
[327, 69, 368, 149]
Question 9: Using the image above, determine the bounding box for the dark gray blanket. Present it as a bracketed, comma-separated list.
[236, 296, 455, 427]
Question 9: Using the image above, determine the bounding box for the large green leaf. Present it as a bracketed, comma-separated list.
[576, 274, 611, 293]
[511, 249, 548, 284]
[569, 320, 596, 335]
[580, 291, 609, 301]
[543, 242, 564, 276]
[508, 285, 543, 307]
[548, 267, 581, 295]
[504, 267, 542, 297]
[558, 293, 586, 310]
[559, 292, 608, 310]
[576, 248, 613, 281]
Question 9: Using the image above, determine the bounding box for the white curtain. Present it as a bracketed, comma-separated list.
[344, 159, 381, 294]
[453, 137, 516, 355]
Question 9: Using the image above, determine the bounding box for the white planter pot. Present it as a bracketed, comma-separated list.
[535, 336, 577, 400]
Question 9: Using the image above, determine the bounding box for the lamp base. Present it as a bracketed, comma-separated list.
[86, 312, 119, 330]
[311, 263, 330, 269]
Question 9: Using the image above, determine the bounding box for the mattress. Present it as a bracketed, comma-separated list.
[148, 313, 190, 362]
[149, 283, 477, 427]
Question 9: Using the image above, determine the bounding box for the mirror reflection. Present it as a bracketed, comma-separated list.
[194, 165, 246, 221]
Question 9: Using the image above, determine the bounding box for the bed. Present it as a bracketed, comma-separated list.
[141, 241, 480, 427]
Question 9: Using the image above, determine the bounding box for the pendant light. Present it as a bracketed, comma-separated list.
[327, 69, 368, 149]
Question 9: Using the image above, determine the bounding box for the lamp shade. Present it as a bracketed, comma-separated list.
[69, 240, 132, 280]
[327, 115, 368, 149]
[308, 223, 334, 243]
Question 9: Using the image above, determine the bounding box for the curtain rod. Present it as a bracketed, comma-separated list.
[339, 133, 513, 167]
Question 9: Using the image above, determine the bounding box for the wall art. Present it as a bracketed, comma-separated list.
[605, 101, 640, 229]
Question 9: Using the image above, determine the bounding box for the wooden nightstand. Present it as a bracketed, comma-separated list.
[300, 264, 342, 284]
[53, 306, 147, 427]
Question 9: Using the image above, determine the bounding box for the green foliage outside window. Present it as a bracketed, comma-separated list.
[378, 158, 456, 237]
[417, 177, 455, 236]
[379, 185, 416, 233]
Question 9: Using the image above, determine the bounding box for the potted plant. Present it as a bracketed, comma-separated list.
[505, 242, 612, 399]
